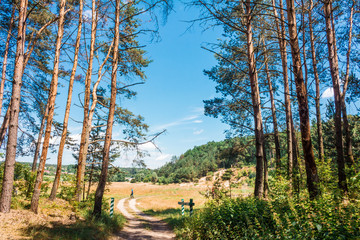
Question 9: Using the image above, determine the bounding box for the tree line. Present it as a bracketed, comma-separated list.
[0, 0, 171, 217]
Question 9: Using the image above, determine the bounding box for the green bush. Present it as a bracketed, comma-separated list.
[58, 174, 77, 201]
[177, 197, 360, 240]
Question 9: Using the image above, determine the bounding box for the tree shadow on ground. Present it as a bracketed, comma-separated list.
[143, 208, 197, 229]
[23, 213, 125, 240]
[24, 221, 110, 240]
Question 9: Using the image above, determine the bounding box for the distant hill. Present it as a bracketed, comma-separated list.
[156, 137, 256, 184]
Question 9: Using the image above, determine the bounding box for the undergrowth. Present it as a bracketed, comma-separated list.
[177, 195, 360, 239]
[176, 160, 360, 239]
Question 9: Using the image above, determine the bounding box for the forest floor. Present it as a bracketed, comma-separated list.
[0, 198, 77, 239]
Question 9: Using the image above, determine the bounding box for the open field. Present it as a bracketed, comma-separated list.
[105, 182, 209, 212]
[105, 177, 253, 219]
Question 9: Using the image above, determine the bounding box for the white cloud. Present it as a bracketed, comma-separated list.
[154, 115, 202, 130]
[193, 120, 203, 124]
[110, 140, 172, 168]
[83, 10, 92, 20]
[191, 107, 204, 114]
[193, 129, 204, 135]
[322, 87, 334, 98]
[155, 153, 172, 162]
[139, 142, 158, 151]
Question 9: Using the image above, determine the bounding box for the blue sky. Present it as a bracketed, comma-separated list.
[111, 2, 229, 168]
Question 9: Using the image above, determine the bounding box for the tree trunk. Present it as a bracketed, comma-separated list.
[244, 0, 266, 199]
[49, 0, 83, 201]
[286, 0, 320, 199]
[272, 0, 294, 180]
[31, 0, 67, 213]
[76, 0, 97, 201]
[32, 105, 48, 172]
[308, 0, 324, 162]
[264, 48, 281, 171]
[93, 0, 121, 217]
[86, 158, 95, 200]
[291, 119, 300, 194]
[0, 106, 11, 147]
[341, 2, 355, 166]
[0, 0, 28, 213]
[0, 6, 15, 117]
[301, 0, 308, 91]
[323, 0, 348, 194]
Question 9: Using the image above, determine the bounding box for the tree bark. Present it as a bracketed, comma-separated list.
[301, 0, 308, 91]
[272, 0, 294, 180]
[0, 0, 28, 213]
[273, 0, 300, 188]
[291, 119, 300, 194]
[0, 6, 15, 117]
[244, 0, 266, 199]
[286, 0, 320, 199]
[32, 105, 48, 172]
[308, 0, 324, 162]
[86, 157, 95, 200]
[341, 2, 355, 166]
[31, 0, 67, 213]
[93, 0, 121, 217]
[49, 0, 83, 201]
[323, 0, 348, 194]
[264, 47, 281, 171]
[0, 106, 11, 147]
[76, 0, 97, 201]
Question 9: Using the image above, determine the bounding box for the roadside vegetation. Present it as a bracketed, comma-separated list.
[175, 160, 360, 239]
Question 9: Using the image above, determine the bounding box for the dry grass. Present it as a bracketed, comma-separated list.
[106, 181, 253, 212]
[0, 198, 77, 239]
[106, 182, 209, 212]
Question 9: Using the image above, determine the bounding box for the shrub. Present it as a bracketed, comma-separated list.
[177, 196, 360, 240]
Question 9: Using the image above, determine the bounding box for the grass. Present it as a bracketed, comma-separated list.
[143, 208, 188, 230]
[3, 195, 126, 240]
[25, 212, 126, 240]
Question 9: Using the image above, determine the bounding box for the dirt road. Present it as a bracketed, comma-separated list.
[115, 198, 176, 240]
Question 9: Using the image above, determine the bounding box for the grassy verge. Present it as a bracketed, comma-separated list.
[143, 208, 185, 229]
[25, 212, 126, 240]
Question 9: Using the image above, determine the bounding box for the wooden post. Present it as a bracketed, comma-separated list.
[110, 198, 114, 217]
[177, 199, 184, 216]
[189, 199, 194, 216]
[178, 199, 195, 216]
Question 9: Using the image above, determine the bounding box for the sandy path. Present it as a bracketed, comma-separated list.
[115, 198, 176, 240]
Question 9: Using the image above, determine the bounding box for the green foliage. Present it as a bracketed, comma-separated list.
[157, 138, 256, 184]
[151, 172, 158, 183]
[178, 196, 360, 240]
[222, 169, 233, 181]
[178, 156, 360, 240]
[59, 174, 77, 201]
